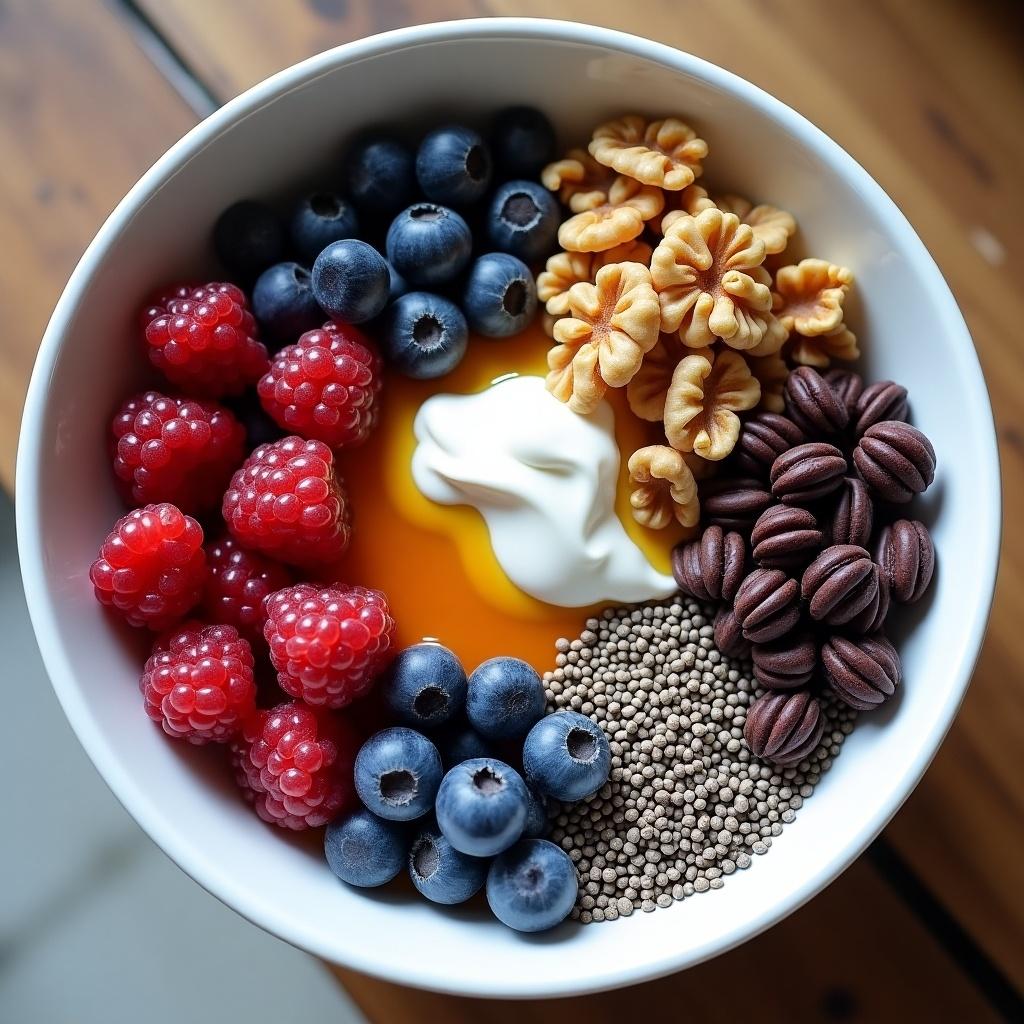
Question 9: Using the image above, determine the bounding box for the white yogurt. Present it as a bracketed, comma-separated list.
[411, 374, 676, 608]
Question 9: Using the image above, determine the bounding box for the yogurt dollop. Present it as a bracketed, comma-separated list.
[411, 375, 676, 608]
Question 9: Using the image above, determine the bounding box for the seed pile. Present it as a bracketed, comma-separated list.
[543, 597, 854, 922]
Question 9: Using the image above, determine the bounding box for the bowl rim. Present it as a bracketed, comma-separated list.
[15, 16, 1002, 999]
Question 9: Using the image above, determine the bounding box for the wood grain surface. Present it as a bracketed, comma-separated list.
[3, 0, 1022, 1017]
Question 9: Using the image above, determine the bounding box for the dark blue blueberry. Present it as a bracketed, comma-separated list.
[345, 135, 416, 215]
[415, 125, 493, 207]
[435, 757, 528, 857]
[522, 710, 611, 802]
[213, 199, 285, 280]
[386, 204, 472, 287]
[380, 291, 468, 379]
[381, 643, 467, 731]
[486, 839, 578, 932]
[408, 823, 488, 905]
[490, 106, 557, 179]
[462, 253, 537, 337]
[324, 808, 408, 887]
[354, 727, 442, 821]
[289, 191, 359, 265]
[436, 720, 492, 770]
[386, 260, 408, 302]
[311, 239, 390, 325]
[487, 180, 560, 263]
[522, 786, 549, 839]
[251, 262, 323, 349]
[466, 656, 546, 741]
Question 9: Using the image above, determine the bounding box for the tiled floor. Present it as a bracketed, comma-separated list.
[0, 493, 365, 1024]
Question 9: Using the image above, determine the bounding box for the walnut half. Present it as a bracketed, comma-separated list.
[628, 445, 700, 531]
[664, 348, 761, 461]
[590, 115, 708, 191]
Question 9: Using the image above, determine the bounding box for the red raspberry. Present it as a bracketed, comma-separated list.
[89, 503, 206, 629]
[202, 535, 293, 642]
[257, 323, 383, 449]
[264, 584, 396, 709]
[111, 390, 246, 514]
[142, 282, 269, 398]
[141, 623, 256, 744]
[230, 701, 357, 829]
[221, 436, 351, 566]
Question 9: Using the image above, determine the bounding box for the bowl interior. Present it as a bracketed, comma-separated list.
[17, 21, 999, 998]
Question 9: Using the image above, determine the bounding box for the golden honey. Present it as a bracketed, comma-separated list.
[335, 323, 687, 670]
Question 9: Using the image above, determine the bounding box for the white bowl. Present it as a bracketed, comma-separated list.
[16, 18, 1000, 999]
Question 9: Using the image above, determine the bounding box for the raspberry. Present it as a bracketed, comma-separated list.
[141, 623, 256, 744]
[142, 282, 269, 398]
[230, 701, 357, 829]
[264, 584, 396, 709]
[111, 390, 246, 514]
[221, 436, 351, 566]
[202, 535, 292, 641]
[89, 503, 206, 629]
[257, 323, 383, 449]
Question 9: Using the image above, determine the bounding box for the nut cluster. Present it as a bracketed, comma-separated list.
[671, 365, 937, 763]
[536, 113, 860, 532]
[544, 599, 854, 922]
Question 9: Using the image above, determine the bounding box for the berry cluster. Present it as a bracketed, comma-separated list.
[325, 642, 607, 933]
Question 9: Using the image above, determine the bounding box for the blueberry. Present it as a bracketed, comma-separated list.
[213, 199, 285, 280]
[462, 253, 537, 337]
[490, 106, 557, 179]
[382, 643, 467, 730]
[346, 135, 416, 215]
[386, 204, 472, 287]
[486, 839, 578, 932]
[436, 720, 492, 769]
[435, 757, 528, 857]
[381, 291, 468, 379]
[354, 727, 443, 821]
[408, 823, 488, 904]
[324, 808, 408, 887]
[386, 260, 408, 302]
[416, 125, 492, 208]
[523, 786, 549, 839]
[311, 239, 390, 325]
[289, 191, 359, 265]
[487, 180, 560, 263]
[251, 262, 323, 349]
[522, 710, 611, 802]
[465, 656, 546, 741]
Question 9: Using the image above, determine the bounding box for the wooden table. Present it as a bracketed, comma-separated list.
[3, 1, 1022, 1019]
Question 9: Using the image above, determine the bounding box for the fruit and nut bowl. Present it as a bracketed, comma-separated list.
[19, 22, 997, 996]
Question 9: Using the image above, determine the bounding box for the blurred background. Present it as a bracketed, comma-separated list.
[1, 1, 1022, 1021]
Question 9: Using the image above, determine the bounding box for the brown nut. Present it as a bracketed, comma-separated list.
[701, 477, 773, 532]
[751, 504, 823, 570]
[733, 568, 801, 643]
[589, 115, 708, 191]
[822, 634, 901, 711]
[770, 442, 847, 505]
[801, 544, 880, 625]
[846, 575, 891, 636]
[733, 411, 807, 479]
[713, 606, 751, 660]
[670, 525, 746, 602]
[784, 366, 849, 437]
[876, 519, 935, 604]
[853, 380, 910, 438]
[744, 691, 824, 766]
[831, 477, 873, 548]
[751, 631, 817, 690]
[853, 421, 936, 503]
[823, 367, 864, 415]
